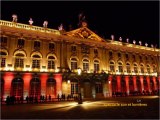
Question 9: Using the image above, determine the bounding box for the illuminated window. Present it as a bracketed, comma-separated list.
[133, 64, 138, 73]
[0, 51, 7, 68]
[34, 41, 40, 50]
[71, 83, 78, 94]
[126, 63, 131, 73]
[32, 55, 41, 69]
[118, 62, 123, 72]
[146, 65, 150, 73]
[95, 83, 103, 93]
[48, 56, 55, 69]
[110, 61, 115, 72]
[71, 58, 77, 70]
[17, 38, 25, 48]
[0, 36, 7, 46]
[49, 43, 55, 51]
[71, 45, 77, 52]
[14, 53, 24, 68]
[140, 64, 144, 73]
[94, 60, 99, 72]
[83, 59, 89, 71]
[125, 54, 129, 59]
[11, 78, 23, 97]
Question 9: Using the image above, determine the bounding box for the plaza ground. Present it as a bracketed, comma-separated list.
[1, 96, 159, 119]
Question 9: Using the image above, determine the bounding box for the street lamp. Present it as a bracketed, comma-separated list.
[77, 68, 83, 104]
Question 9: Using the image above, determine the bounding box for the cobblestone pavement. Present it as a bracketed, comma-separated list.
[1, 96, 159, 119]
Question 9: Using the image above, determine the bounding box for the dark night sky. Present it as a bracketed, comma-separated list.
[1, 1, 159, 48]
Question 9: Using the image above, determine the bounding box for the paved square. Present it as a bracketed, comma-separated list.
[1, 96, 159, 119]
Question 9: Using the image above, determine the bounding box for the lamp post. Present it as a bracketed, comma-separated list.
[77, 68, 83, 104]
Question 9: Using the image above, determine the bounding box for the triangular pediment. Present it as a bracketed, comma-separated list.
[64, 27, 105, 42]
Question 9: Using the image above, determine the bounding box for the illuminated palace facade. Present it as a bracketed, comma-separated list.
[0, 19, 160, 101]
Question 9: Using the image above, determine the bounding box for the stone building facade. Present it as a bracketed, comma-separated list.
[0, 19, 159, 101]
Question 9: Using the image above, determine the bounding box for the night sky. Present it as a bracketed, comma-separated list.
[1, 1, 159, 48]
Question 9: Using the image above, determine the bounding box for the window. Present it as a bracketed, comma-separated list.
[94, 49, 98, 55]
[118, 53, 121, 58]
[147, 65, 150, 73]
[126, 54, 129, 59]
[110, 61, 115, 72]
[0, 51, 7, 68]
[71, 58, 77, 70]
[118, 62, 123, 72]
[109, 51, 112, 58]
[134, 64, 138, 73]
[83, 59, 89, 71]
[81, 45, 90, 54]
[139, 56, 142, 61]
[34, 41, 40, 50]
[32, 54, 41, 69]
[126, 63, 131, 73]
[71, 45, 77, 52]
[49, 43, 55, 51]
[145, 56, 148, 60]
[133, 55, 135, 60]
[48, 56, 55, 69]
[94, 60, 99, 72]
[95, 83, 103, 93]
[0, 36, 7, 46]
[14, 53, 24, 68]
[153, 65, 157, 73]
[71, 83, 78, 94]
[17, 38, 25, 48]
[140, 64, 144, 73]
[30, 77, 40, 97]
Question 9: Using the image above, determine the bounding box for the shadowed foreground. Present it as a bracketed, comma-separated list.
[1, 96, 159, 119]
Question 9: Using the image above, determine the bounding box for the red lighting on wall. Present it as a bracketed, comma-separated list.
[23, 73, 32, 98]
[125, 76, 129, 95]
[116, 76, 121, 92]
[3, 72, 14, 99]
[140, 76, 144, 92]
[40, 73, 48, 96]
[133, 76, 137, 91]
[54, 74, 62, 96]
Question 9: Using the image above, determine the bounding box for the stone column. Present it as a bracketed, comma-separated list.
[23, 73, 32, 99]
[54, 74, 62, 96]
[40, 73, 48, 96]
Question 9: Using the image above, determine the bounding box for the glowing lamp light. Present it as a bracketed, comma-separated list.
[77, 68, 82, 75]
[12, 14, 18, 22]
[145, 43, 148, 47]
[151, 44, 154, 48]
[133, 40, 136, 45]
[29, 18, 33, 25]
[109, 80, 111, 84]
[139, 41, 142, 45]
[111, 35, 114, 40]
[67, 80, 70, 84]
[119, 37, 122, 41]
[43, 21, 48, 28]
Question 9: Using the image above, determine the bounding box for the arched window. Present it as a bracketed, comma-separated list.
[146, 65, 150, 73]
[0, 36, 7, 47]
[109, 61, 115, 72]
[133, 63, 138, 73]
[126, 63, 131, 73]
[46, 78, 56, 98]
[153, 65, 157, 73]
[71, 58, 78, 70]
[30, 77, 40, 97]
[32, 54, 41, 69]
[118, 62, 123, 72]
[0, 51, 7, 67]
[140, 64, 144, 73]
[11, 78, 23, 98]
[48, 56, 55, 69]
[94, 60, 99, 72]
[14, 53, 25, 68]
[83, 59, 89, 71]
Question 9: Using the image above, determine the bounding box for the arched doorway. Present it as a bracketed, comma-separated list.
[83, 79, 92, 98]
[129, 78, 134, 95]
[112, 78, 117, 96]
[30, 77, 41, 97]
[121, 78, 126, 94]
[143, 78, 148, 93]
[11, 78, 24, 98]
[46, 78, 56, 98]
